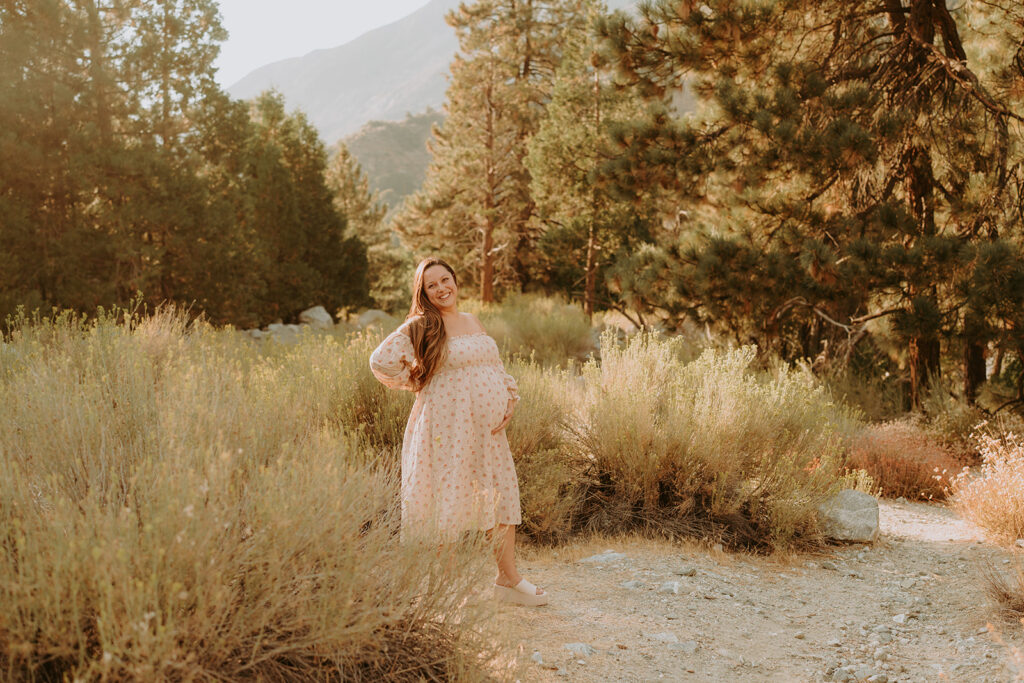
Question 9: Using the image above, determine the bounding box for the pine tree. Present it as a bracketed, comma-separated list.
[596, 0, 1024, 404]
[526, 0, 654, 318]
[393, 0, 585, 301]
[326, 143, 409, 311]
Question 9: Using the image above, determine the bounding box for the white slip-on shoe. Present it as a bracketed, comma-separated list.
[493, 578, 549, 606]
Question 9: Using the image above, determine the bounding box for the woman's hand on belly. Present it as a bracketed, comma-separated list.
[491, 397, 516, 435]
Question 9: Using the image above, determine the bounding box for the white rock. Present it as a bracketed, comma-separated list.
[892, 614, 908, 624]
[817, 489, 879, 543]
[579, 551, 627, 564]
[299, 305, 333, 330]
[647, 632, 679, 643]
[673, 640, 699, 654]
[357, 309, 397, 329]
[247, 329, 264, 340]
[658, 581, 681, 594]
[619, 580, 644, 590]
[1015, 539, 1024, 548]
[530, 651, 544, 665]
[564, 643, 596, 656]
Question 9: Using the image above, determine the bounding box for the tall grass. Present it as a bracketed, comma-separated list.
[0, 308, 498, 681]
[569, 332, 863, 552]
[466, 293, 596, 366]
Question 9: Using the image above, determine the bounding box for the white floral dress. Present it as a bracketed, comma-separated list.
[369, 321, 522, 536]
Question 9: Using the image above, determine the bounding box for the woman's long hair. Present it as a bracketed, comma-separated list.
[405, 257, 457, 390]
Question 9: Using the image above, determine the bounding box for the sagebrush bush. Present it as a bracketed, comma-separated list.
[953, 430, 1024, 545]
[846, 421, 959, 500]
[571, 332, 862, 551]
[0, 309, 498, 681]
[466, 293, 595, 366]
[504, 359, 583, 544]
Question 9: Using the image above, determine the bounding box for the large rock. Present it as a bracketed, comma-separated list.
[358, 309, 397, 329]
[299, 305, 333, 330]
[818, 489, 879, 543]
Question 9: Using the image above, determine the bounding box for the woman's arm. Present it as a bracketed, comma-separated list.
[369, 324, 418, 392]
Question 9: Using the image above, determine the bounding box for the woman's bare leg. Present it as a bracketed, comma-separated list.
[493, 524, 543, 595]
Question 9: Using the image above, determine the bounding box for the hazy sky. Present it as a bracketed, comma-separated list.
[214, 0, 431, 87]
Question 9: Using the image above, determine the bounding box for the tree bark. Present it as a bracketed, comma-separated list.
[963, 339, 987, 405]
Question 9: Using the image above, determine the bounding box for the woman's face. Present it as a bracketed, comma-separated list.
[422, 264, 458, 312]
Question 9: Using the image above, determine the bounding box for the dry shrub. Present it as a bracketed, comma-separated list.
[846, 421, 959, 500]
[466, 293, 595, 366]
[953, 431, 1024, 545]
[571, 332, 862, 552]
[0, 309, 500, 681]
[504, 359, 584, 544]
[980, 561, 1024, 625]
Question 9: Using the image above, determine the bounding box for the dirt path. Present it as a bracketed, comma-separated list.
[497, 500, 1023, 682]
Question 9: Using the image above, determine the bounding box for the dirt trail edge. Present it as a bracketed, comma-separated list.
[498, 500, 1023, 682]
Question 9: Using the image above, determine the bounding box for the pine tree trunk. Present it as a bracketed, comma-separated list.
[908, 336, 941, 408]
[963, 339, 987, 405]
[584, 222, 596, 318]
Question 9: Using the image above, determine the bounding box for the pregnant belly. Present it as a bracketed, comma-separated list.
[472, 371, 507, 429]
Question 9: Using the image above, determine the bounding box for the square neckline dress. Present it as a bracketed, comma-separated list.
[369, 323, 522, 536]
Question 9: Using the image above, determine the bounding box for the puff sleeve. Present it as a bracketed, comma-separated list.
[502, 369, 520, 403]
[369, 325, 418, 392]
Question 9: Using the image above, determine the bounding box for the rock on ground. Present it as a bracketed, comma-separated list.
[818, 489, 880, 543]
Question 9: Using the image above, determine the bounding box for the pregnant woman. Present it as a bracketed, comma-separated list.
[369, 257, 547, 607]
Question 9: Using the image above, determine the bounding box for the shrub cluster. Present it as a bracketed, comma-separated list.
[568, 333, 862, 551]
[0, 309, 496, 681]
[0, 301, 885, 677]
[845, 421, 959, 500]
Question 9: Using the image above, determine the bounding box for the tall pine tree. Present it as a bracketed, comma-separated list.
[597, 0, 1024, 404]
[394, 0, 585, 301]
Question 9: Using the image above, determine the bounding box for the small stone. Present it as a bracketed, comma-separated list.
[873, 647, 890, 661]
[871, 626, 890, 634]
[867, 675, 888, 683]
[827, 638, 842, 647]
[1015, 539, 1024, 548]
[977, 626, 989, 635]
[822, 561, 839, 571]
[795, 632, 806, 639]
[647, 632, 679, 643]
[676, 567, 698, 577]
[669, 640, 700, 654]
[854, 666, 876, 680]
[892, 614, 907, 624]
[564, 643, 596, 656]
[899, 578, 916, 589]
[619, 580, 644, 590]
[580, 551, 627, 564]
[831, 670, 852, 682]
[530, 651, 544, 665]
[659, 581, 681, 594]
[875, 633, 893, 644]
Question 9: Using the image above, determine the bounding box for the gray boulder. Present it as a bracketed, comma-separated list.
[358, 309, 397, 330]
[299, 305, 333, 330]
[818, 489, 879, 543]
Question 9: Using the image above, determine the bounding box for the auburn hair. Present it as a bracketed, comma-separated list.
[405, 257, 457, 390]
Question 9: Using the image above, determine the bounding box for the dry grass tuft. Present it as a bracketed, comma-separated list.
[846, 421, 959, 500]
[980, 561, 1024, 625]
[953, 431, 1024, 545]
